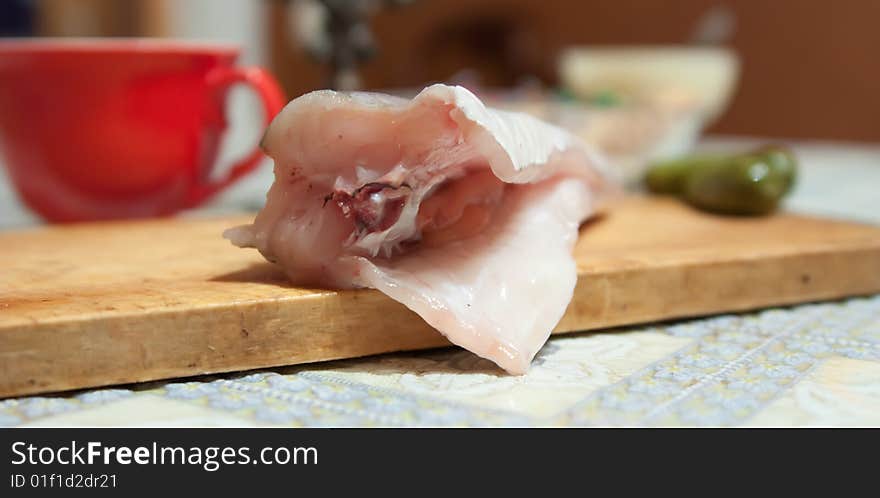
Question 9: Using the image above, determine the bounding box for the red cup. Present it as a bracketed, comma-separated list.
[0, 39, 286, 222]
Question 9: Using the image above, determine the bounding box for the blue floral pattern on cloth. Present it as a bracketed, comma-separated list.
[558, 300, 880, 426]
[2, 295, 878, 427]
[158, 372, 531, 427]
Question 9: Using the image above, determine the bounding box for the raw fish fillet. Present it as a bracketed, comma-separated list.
[225, 84, 618, 373]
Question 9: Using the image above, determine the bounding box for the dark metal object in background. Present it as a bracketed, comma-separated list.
[287, 0, 414, 90]
[0, 0, 35, 37]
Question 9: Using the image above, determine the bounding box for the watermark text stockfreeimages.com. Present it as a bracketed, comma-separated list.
[10, 440, 317, 472]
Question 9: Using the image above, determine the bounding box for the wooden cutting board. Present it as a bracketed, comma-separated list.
[2, 196, 880, 398]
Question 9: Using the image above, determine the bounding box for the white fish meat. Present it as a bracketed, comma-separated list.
[224, 84, 619, 374]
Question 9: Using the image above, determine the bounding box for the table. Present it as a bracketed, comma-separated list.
[2, 137, 879, 427]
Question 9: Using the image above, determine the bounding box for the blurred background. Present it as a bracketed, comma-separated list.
[1, 0, 879, 226]
[4, 0, 878, 140]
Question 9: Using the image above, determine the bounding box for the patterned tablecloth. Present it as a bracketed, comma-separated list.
[2, 137, 879, 427]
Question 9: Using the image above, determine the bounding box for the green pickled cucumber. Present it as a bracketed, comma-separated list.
[752, 144, 798, 195]
[645, 154, 722, 194]
[644, 145, 798, 216]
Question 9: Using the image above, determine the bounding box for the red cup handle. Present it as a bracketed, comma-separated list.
[187, 65, 286, 206]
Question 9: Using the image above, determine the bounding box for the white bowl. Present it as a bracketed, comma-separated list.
[558, 46, 740, 121]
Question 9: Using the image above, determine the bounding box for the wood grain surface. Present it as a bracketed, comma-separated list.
[2, 196, 880, 398]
